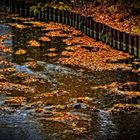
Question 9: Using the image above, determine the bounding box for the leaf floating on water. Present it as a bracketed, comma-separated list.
[0, 68, 16, 74]
[0, 74, 6, 80]
[0, 45, 13, 53]
[4, 97, 25, 107]
[47, 53, 57, 57]
[109, 103, 140, 115]
[15, 49, 27, 55]
[0, 82, 36, 94]
[9, 23, 27, 29]
[39, 36, 51, 42]
[52, 90, 59, 94]
[27, 39, 40, 47]
[46, 30, 68, 37]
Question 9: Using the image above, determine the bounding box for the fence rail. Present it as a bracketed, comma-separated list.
[9, 0, 140, 59]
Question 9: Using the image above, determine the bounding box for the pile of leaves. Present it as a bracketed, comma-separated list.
[72, 1, 140, 34]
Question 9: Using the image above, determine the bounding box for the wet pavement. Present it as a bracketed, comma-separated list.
[0, 16, 140, 140]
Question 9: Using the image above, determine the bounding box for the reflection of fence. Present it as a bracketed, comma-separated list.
[10, 0, 140, 59]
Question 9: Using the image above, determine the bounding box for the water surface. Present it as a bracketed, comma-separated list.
[0, 20, 140, 140]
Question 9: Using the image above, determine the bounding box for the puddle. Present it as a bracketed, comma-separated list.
[0, 18, 140, 140]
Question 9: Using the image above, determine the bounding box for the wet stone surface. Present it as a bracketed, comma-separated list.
[0, 15, 140, 140]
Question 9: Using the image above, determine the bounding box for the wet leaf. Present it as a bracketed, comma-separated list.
[28, 39, 40, 47]
[15, 49, 27, 55]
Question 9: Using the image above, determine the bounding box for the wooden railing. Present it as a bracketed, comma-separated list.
[9, 0, 140, 59]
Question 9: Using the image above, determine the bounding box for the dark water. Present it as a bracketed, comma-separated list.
[0, 21, 140, 140]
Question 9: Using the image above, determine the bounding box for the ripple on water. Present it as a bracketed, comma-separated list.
[97, 110, 118, 139]
[0, 24, 11, 36]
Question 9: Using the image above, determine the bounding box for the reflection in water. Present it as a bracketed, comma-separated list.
[0, 24, 11, 36]
[0, 112, 42, 140]
[98, 110, 118, 140]
[15, 64, 34, 75]
[3, 38, 13, 47]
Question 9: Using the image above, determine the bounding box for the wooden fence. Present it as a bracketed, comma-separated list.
[9, 0, 140, 59]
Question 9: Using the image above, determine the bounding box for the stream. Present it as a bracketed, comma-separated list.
[0, 18, 140, 140]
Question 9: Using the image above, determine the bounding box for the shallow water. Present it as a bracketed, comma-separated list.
[0, 20, 140, 140]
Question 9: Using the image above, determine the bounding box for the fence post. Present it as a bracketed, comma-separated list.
[122, 32, 126, 51]
[86, 16, 91, 37]
[25, 2, 30, 18]
[60, 10, 63, 23]
[75, 13, 78, 29]
[93, 21, 97, 40]
[40, 10, 43, 21]
[119, 31, 123, 50]
[84, 17, 87, 35]
[19, 1, 22, 15]
[83, 16, 86, 35]
[48, 7, 52, 21]
[43, 10, 45, 22]
[35, 12, 39, 20]
[72, 12, 75, 27]
[65, 11, 69, 25]
[61, 10, 64, 24]
[75, 13, 77, 28]
[71, 12, 74, 26]
[63, 10, 65, 24]
[14, 1, 17, 14]
[128, 34, 132, 54]
[11, 0, 15, 13]
[102, 24, 106, 43]
[29, 4, 34, 18]
[89, 17, 93, 38]
[105, 26, 109, 44]
[112, 29, 116, 49]
[80, 14, 83, 31]
[36, 10, 40, 20]
[125, 33, 129, 53]
[16, 1, 20, 14]
[64, 10, 67, 24]
[57, 9, 60, 23]
[52, 8, 55, 21]
[12, 1, 16, 13]
[86, 17, 90, 36]
[42, 10, 44, 21]
[44, 8, 48, 21]
[50, 7, 53, 21]
[138, 36, 140, 59]
[78, 15, 82, 30]
[134, 36, 138, 58]
[116, 30, 121, 50]
[55, 9, 58, 22]
[47, 8, 50, 21]
[98, 23, 102, 40]
[109, 27, 113, 46]
[53, 8, 56, 22]
[69, 11, 72, 26]
[48, 7, 50, 21]
[24, 1, 27, 17]
[9, 0, 12, 13]
[21, 1, 25, 17]
[73, 12, 76, 27]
